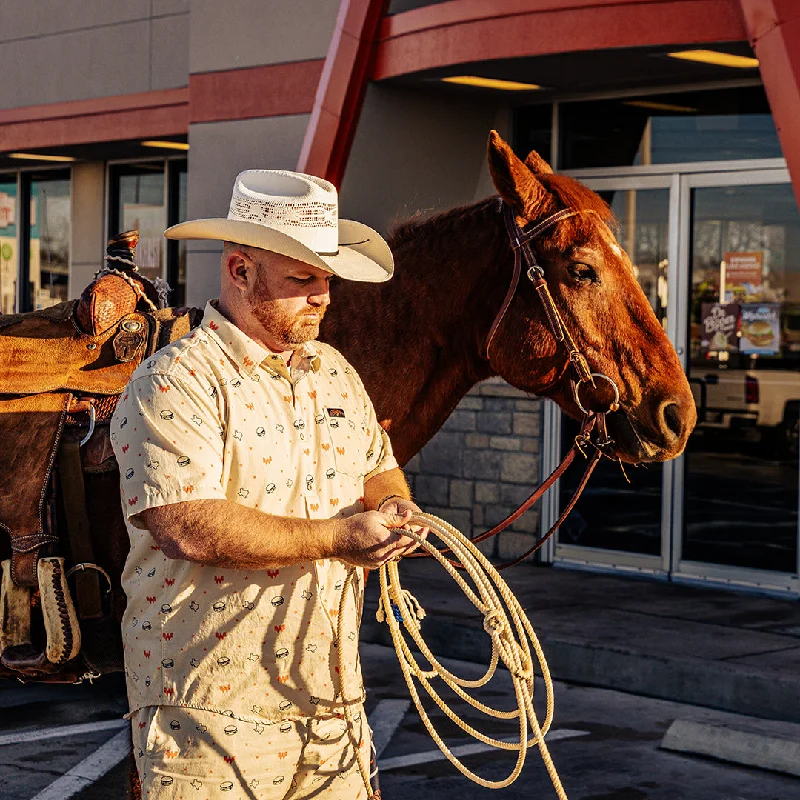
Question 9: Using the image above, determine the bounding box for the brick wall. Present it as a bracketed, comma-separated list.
[404, 377, 543, 559]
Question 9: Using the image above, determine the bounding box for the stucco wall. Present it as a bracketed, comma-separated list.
[0, 1, 189, 108]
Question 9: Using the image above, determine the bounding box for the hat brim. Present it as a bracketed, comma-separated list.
[164, 218, 393, 283]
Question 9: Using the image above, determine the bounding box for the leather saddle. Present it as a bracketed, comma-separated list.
[0, 231, 203, 683]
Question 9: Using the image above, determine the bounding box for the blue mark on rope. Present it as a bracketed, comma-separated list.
[391, 602, 403, 623]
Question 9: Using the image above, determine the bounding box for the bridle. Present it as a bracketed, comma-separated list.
[415, 202, 623, 569]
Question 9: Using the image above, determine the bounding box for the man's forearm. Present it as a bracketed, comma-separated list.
[363, 467, 411, 511]
[139, 500, 340, 570]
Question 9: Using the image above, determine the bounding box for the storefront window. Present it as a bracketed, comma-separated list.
[111, 162, 166, 285]
[513, 104, 552, 165]
[29, 171, 70, 310]
[111, 160, 187, 304]
[558, 86, 781, 170]
[0, 176, 18, 313]
[685, 182, 800, 572]
[167, 161, 188, 306]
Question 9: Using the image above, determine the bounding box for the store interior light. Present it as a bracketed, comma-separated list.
[666, 50, 760, 69]
[141, 140, 190, 151]
[624, 100, 697, 113]
[8, 152, 76, 162]
[441, 76, 540, 91]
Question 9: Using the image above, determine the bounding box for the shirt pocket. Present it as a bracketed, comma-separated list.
[324, 405, 365, 479]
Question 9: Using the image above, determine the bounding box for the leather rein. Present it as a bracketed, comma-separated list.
[415, 202, 621, 570]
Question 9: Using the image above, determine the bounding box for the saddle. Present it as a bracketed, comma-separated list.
[0, 231, 203, 683]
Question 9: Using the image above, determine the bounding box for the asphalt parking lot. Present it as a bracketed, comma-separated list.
[2, 642, 799, 800]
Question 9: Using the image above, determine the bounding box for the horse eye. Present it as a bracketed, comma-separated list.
[569, 263, 598, 284]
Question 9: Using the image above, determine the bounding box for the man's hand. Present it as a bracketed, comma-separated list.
[377, 497, 429, 556]
[334, 509, 422, 568]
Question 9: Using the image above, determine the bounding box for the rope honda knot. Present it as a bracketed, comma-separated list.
[482, 608, 506, 636]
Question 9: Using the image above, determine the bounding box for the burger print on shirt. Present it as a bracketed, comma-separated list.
[111, 300, 397, 724]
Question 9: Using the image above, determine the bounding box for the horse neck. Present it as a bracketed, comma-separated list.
[323, 199, 511, 464]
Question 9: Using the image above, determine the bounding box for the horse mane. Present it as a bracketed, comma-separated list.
[388, 173, 616, 253]
[388, 197, 500, 251]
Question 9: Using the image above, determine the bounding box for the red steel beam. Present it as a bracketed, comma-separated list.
[297, 0, 387, 186]
[739, 0, 800, 208]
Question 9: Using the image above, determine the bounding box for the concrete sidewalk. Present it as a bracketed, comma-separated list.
[361, 560, 800, 723]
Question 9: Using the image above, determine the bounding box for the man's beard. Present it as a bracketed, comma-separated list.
[248, 283, 325, 348]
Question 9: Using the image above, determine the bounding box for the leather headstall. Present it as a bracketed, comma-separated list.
[419, 202, 623, 570]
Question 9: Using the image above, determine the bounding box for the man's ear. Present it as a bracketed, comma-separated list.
[487, 130, 551, 217]
[223, 246, 252, 291]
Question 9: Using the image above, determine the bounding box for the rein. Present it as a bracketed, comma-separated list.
[427, 203, 621, 568]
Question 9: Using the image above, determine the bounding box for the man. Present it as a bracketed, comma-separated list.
[111, 169, 424, 799]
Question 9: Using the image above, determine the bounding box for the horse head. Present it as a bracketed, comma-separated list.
[485, 131, 696, 463]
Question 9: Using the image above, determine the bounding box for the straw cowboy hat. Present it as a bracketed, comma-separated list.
[164, 169, 393, 282]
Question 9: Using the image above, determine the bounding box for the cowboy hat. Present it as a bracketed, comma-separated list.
[164, 170, 393, 282]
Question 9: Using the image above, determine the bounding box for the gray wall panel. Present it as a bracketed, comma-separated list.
[188, 0, 338, 74]
[152, 13, 190, 90]
[69, 162, 105, 298]
[184, 114, 309, 305]
[153, 0, 190, 15]
[0, 20, 151, 107]
[340, 85, 506, 235]
[0, 0, 150, 40]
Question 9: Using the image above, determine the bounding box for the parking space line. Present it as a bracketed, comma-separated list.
[0, 719, 126, 748]
[369, 699, 411, 758]
[378, 728, 589, 771]
[29, 728, 131, 800]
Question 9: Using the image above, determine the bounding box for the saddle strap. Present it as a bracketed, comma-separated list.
[58, 439, 103, 620]
[0, 393, 71, 587]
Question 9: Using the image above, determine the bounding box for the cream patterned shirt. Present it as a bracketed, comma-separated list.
[110, 300, 397, 723]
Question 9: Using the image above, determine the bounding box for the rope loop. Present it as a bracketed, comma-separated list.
[336, 512, 569, 799]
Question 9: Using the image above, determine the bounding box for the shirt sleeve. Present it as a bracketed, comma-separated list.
[110, 371, 227, 526]
[351, 368, 398, 482]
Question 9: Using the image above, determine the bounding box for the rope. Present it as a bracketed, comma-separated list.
[336, 512, 569, 799]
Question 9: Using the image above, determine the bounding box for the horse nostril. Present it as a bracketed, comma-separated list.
[661, 402, 683, 439]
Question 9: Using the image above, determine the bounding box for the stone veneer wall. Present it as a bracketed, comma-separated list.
[404, 377, 543, 559]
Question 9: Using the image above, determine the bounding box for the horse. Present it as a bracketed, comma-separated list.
[323, 131, 695, 467]
[1, 130, 695, 799]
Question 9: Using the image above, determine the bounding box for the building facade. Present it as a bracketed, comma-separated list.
[1, 0, 799, 594]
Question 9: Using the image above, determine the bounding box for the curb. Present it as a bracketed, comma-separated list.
[661, 719, 800, 777]
[361, 616, 800, 724]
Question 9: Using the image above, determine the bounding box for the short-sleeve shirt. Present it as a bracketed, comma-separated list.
[110, 300, 397, 723]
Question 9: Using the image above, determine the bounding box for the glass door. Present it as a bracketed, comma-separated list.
[543, 166, 800, 594]
[546, 175, 677, 575]
[673, 170, 800, 592]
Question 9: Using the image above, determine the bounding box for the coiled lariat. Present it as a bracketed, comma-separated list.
[336, 512, 568, 799]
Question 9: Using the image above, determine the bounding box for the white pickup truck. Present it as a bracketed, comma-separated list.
[690, 363, 800, 456]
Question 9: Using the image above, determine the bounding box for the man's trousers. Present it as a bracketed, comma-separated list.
[131, 704, 372, 799]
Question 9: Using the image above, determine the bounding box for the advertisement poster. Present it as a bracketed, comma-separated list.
[724, 251, 763, 302]
[740, 303, 781, 355]
[700, 303, 740, 351]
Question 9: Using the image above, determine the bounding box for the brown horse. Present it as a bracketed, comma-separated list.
[323, 131, 696, 466]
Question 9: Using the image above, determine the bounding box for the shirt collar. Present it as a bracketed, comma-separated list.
[201, 301, 321, 377]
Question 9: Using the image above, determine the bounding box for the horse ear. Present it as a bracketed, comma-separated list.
[487, 130, 550, 215]
[524, 150, 554, 175]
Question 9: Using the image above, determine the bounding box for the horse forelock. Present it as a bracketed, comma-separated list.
[534, 173, 617, 250]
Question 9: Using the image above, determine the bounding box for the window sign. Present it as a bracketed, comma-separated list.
[700, 303, 739, 352]
[724, 251, 763, 302]
[740, 303, 781, 355]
